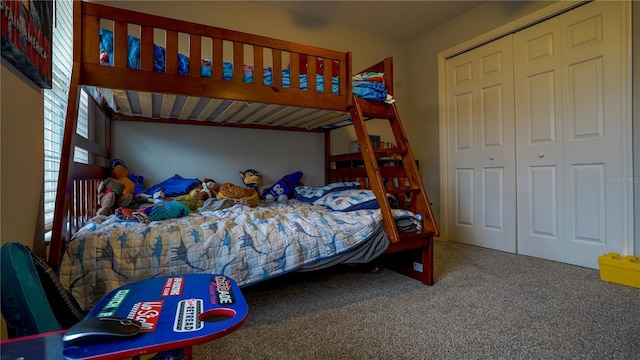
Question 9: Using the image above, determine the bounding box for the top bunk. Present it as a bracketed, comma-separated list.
[76, 2, 395, 131]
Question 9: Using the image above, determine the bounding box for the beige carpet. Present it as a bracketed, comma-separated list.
[193, 240, 640, 359]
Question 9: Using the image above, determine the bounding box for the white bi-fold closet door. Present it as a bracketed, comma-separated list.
[446, 35, 517, 254]
[446, 1, 631, 269]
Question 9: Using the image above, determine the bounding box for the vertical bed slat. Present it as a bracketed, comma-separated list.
[190, 34, 201, 77]
[307, 56, 316, 93]
[339, 60, 347, 96]
[340, 54, 350, 97]
[290, 53, 300, 89]
[253, 46, 263, 86]
[82, 15, 100, 65]
[140, 26, 154, 71]
[166, 30, 178, 74]
[212, 38, 223, 79]
[272, 49, 282, 88]
[114, 21, 128, 68]
[73, 181, 81, 232]
[233, 42, 243, 83]
[323, 58, 332, 94]
[87, 180, 96, 222]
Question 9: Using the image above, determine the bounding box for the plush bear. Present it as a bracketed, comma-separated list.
[111, 164, 136, 196]
[97, 177, 133, 216]
[198, 178, 218, 200]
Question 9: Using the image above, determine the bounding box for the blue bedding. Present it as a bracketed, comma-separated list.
[99, 29, 388, 102]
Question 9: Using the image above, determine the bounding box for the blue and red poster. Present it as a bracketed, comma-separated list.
[1, 0, 52, 88]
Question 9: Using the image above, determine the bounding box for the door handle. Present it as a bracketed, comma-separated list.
[538, 153, 544, 158]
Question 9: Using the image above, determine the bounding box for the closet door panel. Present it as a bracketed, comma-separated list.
[514, 18, 564, 260]
[560, 0, 625, 267]
[455, 168, 475, 227]
[529, 166, 558, 238]
[447, 35, 516, 253]
[515, 0, 627, 268]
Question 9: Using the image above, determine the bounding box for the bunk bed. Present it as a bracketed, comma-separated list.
[49, 2, 439, 311]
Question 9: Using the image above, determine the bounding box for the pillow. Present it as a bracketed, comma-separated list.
[99, 28, 191, 75]
[144, 174, 201, 197]
[99, 28, 113, 66]
[201, 59, 212, 78]
[153, 44, 165, 72]
[294, 182, 361, 202]
[151, 44, 190, 75]
[178, 53, 190, 75]
[98, 28, 140, 70]
[312, 188, 396, 212]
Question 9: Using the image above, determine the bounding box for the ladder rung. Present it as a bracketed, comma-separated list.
[386, 188, 421, 194]
[355, 98, 395, 118]
[328, 148, 406, 162]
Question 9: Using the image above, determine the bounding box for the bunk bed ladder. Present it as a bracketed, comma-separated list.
[350, 95, 439, 285]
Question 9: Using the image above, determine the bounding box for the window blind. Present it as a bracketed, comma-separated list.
[44, 0, 88, 231]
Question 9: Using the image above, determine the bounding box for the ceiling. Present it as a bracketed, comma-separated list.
[256, 1, 485, 41]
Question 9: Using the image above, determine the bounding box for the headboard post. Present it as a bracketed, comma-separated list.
[49, 65, 83, 268]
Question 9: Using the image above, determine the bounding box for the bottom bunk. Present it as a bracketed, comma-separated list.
[57, 187, 428, 311]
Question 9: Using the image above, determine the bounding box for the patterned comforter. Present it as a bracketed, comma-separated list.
[59, 200, 421, 310]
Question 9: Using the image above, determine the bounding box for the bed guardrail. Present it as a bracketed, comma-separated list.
[77, 2, 353, 112]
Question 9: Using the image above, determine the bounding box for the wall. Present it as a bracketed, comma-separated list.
[97, 0, 409, 186]
[0, 63, 43, 248]
[112, 122, 326, 187]
[0, 60, 44, 340]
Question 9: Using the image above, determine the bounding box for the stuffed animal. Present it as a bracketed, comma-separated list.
[261, 171, 304, 203]
[111, 161, 135, 196]
[97, 177, 133, 216]
[198, 178, 218, 200]
[217, 182, 259, 207]
[153, 189, 165, 202]
[185, 186, 202, 201]
[239, 169, 262, 195]
[129, 172, 145, 195]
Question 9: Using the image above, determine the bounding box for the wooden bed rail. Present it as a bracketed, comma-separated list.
[49, 163, 107, 268]
[357, 57, 394, 97]
[77, 2, 353, 112]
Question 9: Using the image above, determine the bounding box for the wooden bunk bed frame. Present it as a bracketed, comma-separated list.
[49, 2, 439, 286]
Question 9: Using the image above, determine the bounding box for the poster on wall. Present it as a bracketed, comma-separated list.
[1, 0, 53, 89]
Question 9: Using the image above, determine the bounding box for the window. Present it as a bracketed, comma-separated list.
[44, 0, 88, 231]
